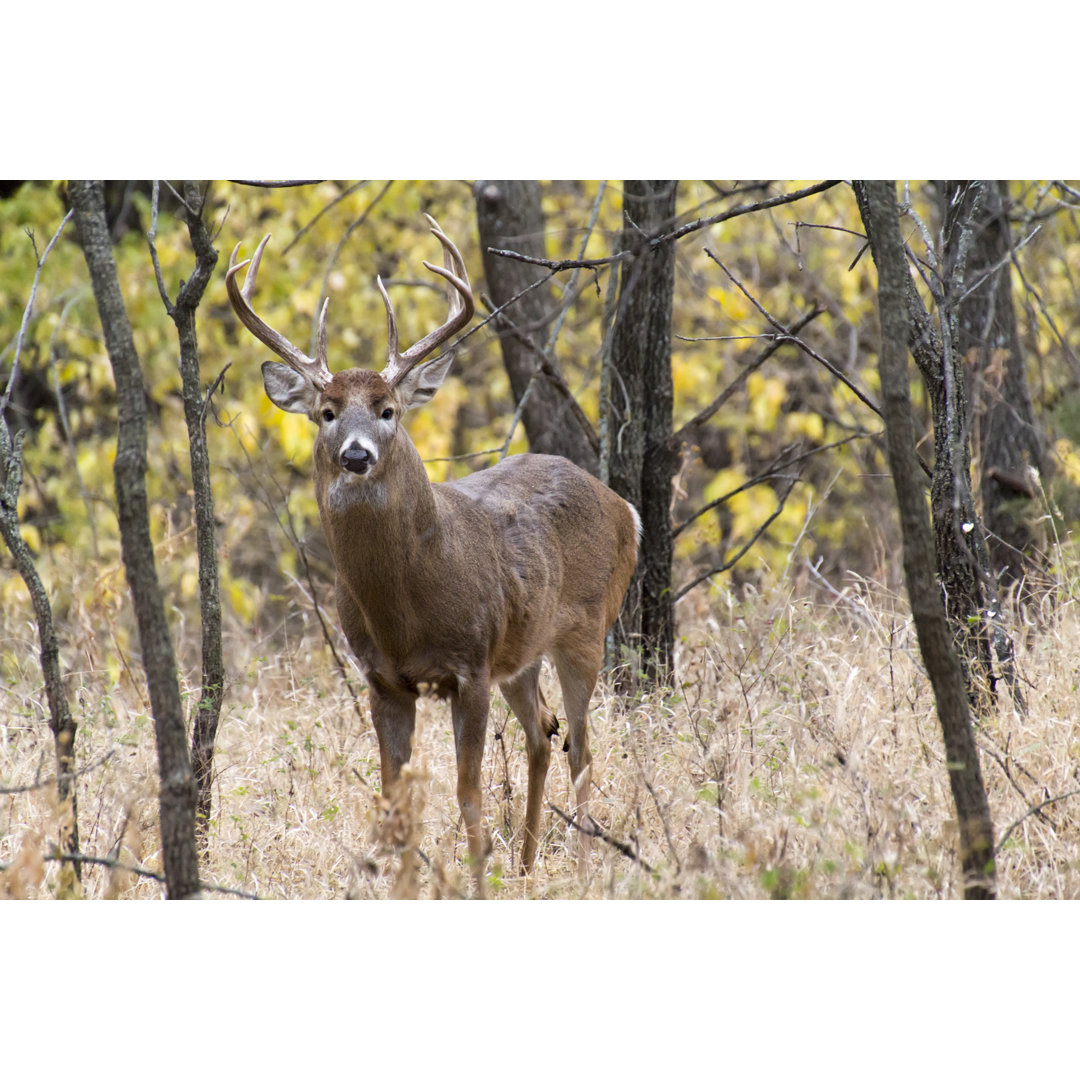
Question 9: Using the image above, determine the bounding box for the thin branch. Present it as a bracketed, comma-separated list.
[704, 250, 883, 420]
[201, 362, 231, 425]
[0, 750, 116, 795]
[147, 181, 173, 313]
[544, 180, 608, 352]
[674, 431, 876, 538]
[228, 180, 325, 189]
[673, 308, 823, 441]
[673, 475, 800, 603]
[479, 294, 600, 456]
[312, 181, 394, 357]
[42, 851, 262, 899]
[489, 181, 844, 273]
[2, 209, 74, 413]
[284, 181, 369, 254]
[996, 788, 1080, 855]
[549, 804, 654, 873]
[46, 292, 99, 558]
[945, 224, 1041, 314]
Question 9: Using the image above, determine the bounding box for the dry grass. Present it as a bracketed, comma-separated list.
[3, 571, 1080, 900]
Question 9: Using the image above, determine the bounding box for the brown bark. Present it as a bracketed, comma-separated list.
[70, 179, 201, 899]
[0, 426, 80, 888]
[474, 181, 599, 474]
[607, 180, 678, 685]
[853, 180, 1004, 699]
[862, 180, 996, 899]
[160, 181, 225, 850]
[944, 180, 1049, 593]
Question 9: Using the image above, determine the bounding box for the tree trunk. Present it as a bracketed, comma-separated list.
[166, 181, 225, 851]
[853, 180, 1005, 700]
[473, 181, 599, 474]
[0, 427, 81, 892]
[944, 180, 1049, 594]
[862, 180, 995, 899]
[69, 179, 201, 900]
[607, 180, 678, 685]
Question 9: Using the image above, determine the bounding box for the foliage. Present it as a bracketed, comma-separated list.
[5, 180, 1080, 640]
[4, 179, 1080, 898]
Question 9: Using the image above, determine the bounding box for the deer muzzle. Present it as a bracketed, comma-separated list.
[340, 443, 374, 475]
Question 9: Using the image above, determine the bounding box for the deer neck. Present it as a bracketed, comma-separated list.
[317, 431, 439, 602]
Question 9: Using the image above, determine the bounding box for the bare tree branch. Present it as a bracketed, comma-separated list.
[0, 750, 116, 795]
[704, 250, 884, 420]
[673, 475, 800, 603]
[1, 210, 74, 412]
[488, 181, 843, 273]
[549, 804, 654, 873]
[673, 308, 823, 442]
[674, 431, 876, 538]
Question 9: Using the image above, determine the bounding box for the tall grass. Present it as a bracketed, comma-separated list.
[2, 569, 1078, 898]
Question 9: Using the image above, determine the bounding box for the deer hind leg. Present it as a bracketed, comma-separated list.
[553, 644, 602, 874]
[451, 674, 493, 896]
[500, 659, 554, 875]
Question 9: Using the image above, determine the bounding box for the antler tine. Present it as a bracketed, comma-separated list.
[381, 216, 475, 389]
[226, 235, 332, 390]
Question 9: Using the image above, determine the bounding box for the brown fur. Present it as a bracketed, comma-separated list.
[297, 369, 638, 886]
[230, 223, 637, 889]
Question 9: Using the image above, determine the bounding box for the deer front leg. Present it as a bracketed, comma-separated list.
[369, 677, 418, 797]
[451, 674, 492, 896]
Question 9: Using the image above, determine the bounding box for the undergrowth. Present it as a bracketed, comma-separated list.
[3, 571, 1079, 899]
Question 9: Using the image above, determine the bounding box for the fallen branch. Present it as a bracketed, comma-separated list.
[549, 804, 654, 873]
[0, 750, 116, 795]
[996, 788, 1080, 855]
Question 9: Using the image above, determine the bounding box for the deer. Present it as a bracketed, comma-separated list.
[225, 215, 640, 892]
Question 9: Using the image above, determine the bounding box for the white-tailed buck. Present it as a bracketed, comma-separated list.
[226, 216, 639, 888]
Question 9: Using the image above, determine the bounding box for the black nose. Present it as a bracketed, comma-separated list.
[341, 445, 371, 474]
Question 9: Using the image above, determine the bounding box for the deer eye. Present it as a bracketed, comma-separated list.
[321, 408, 336, 423]
[381, 406, 394, 421]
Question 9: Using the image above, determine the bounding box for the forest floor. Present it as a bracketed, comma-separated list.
[2, 571, 1079, 900]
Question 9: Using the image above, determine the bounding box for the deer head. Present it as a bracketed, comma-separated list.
[225, 215, 473, 492]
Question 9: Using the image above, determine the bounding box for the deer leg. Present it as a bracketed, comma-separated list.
[451, 674, 492, 895]
[500, 660, 553, 875]
[369, 679, 417, 796]
[553, 646, 601, 873]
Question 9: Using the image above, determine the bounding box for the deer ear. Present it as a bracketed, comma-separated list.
[395, 351, 454, 411]
[262, 361, 319, 415]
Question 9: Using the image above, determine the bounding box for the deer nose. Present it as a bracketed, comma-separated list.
[340, 444, 373, 475]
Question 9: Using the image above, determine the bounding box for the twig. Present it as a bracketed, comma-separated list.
[284, 181, 369, 254]
[673, 431, 875, 538]
[479, 296, 600, 457]
[487, 180, 843, 273]
[147, 181, 173, 313]
[1, 209, 74, 413]
[228, 180, 325, 189]
[544, 180, 608, 351]
[673, 308, 823, 440]
[549, 804, 654, 873]
[996, 788, 1080, 855]
[704, 250, 883, 420]
[41, 851, 262, 899]
[0, 749, 116, 795]
[201, 362, 231, 425]
[312, 181, 394, 357]
[673, 475, 800, 603]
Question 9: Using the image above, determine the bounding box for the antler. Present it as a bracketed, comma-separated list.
[226, 235, 332, 390]
[378, 214, 475, 390]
